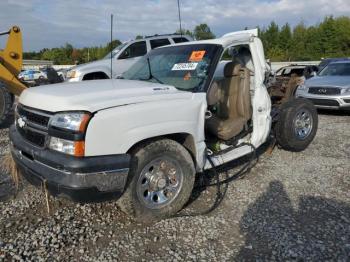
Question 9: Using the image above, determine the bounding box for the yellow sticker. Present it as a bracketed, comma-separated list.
[189, 50, 206, 62]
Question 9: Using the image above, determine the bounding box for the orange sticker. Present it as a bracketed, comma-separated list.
[184, 72, 192, 81]
[189, 50, 206, 62]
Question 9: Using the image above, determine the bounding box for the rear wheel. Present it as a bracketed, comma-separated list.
[0, 85, 14, 128]
[275, 98, 318, 152]
[118, 139, 195, 221]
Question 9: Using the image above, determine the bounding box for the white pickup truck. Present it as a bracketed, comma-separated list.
[66, 34, 192, 81]
[10, 29, 318, 221]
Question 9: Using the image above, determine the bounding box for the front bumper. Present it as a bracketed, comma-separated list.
[296, 92, 350, 110]
[9, 125, 131, 202]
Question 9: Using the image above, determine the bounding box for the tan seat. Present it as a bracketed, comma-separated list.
[207, 62, 252, 140]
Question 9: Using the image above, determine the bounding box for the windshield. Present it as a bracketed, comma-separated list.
[104, 42, 128, 59]
[122, 44, 221, 91]
[319, 63, 350, 76]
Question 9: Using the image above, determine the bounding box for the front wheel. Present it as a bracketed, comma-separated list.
[0, 86, 14, 128]
[118, 139, 195, 221]
[275, 98, 318, 152]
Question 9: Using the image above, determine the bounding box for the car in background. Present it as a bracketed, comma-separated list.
[40, 67, 63, 84]
[268, 64, 319, 104]
[18, 69, 47, 82]
[296, 61, 350, 110]
[56, 68, 68, 81]
[318, 57, 350, 71]
[276, 64, 319, 80]
[66, 34, 193, 82]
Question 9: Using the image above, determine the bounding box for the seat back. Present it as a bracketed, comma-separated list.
[216, 62, 251, 122]
[206, 61, 252, 140]
[236, 67, 252, 122]
[216, 62, 242, 119]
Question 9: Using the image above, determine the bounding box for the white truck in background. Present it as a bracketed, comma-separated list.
[66, 34, 192, 81]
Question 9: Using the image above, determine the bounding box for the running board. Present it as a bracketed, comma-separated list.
[204, 145, 253, 170]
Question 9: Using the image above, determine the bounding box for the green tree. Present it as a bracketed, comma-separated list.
[193, 24, 215, 40]
[278, 23, 292, 60]
[263, 21, 280, 52]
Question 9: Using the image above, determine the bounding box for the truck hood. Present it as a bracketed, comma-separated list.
[305, 75, 350, 88]
[19, 79, 193, 112]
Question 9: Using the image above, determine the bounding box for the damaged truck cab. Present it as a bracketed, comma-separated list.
[10, 29, 318, 220]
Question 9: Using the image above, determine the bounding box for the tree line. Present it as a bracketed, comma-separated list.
[259, 16, 350, 61]
[23, 16, 350, 64]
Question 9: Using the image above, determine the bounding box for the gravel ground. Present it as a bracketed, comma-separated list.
[0, 111, 349, 261]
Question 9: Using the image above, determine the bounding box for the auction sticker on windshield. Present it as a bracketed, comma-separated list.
[172, 62, 198, 71]
[189, 50, 206, 62]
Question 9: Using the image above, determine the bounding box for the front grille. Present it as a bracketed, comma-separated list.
[308, 87, 341, 95]
[17, 126, 46, 147]
[308, 98, 340, 107]
[16, 104, 52, 147]
[17, 105, 50, 127]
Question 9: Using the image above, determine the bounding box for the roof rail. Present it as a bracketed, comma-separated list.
[144, 33, 182, 39]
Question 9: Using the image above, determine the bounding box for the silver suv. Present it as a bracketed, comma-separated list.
[66, 34, 192, 82]
[296, 61, 350, 110]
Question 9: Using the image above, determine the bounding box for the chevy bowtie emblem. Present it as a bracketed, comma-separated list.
[17, 117, 26, 128]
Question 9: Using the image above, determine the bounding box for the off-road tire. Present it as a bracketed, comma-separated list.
[275, 98, 318, 152]
[0, 85, 14, 128]
[118, 139, 195, 221]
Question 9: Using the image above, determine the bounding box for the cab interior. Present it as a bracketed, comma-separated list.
[205, 45, 255, 147]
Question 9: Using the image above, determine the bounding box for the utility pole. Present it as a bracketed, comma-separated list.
[177, 0, 183, 36]
[110, 14, 113, 79]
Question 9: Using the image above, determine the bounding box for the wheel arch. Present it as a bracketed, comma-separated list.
[126, 133, 197, 166]
[82, 71, 110, 80]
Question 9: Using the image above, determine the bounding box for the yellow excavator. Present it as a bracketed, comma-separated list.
[0, 26, 27, 127]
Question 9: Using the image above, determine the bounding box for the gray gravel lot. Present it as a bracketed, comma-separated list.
[0, 111, 349, 261]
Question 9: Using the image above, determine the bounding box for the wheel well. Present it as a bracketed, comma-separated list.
[127, 133, 197, 164]
[82, 72, 109, 80]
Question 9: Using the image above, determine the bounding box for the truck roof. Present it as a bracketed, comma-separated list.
[160, 29, 259, 49]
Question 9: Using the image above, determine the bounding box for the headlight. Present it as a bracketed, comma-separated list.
[50, 112, 91, 132]
[297, 84, 307, 91]
[66, 70, 79, 78]
[49, 137, 85, 157]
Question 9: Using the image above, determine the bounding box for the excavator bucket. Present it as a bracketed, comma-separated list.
[0, 26, 27, 96]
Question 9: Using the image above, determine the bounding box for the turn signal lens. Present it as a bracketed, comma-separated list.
[49, 137, 85, 157]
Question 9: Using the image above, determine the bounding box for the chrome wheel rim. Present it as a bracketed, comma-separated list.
[136, 156, 183, 209]
[293, 109, 313, 140]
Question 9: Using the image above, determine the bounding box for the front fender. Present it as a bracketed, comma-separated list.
[84, 94, 207, 157]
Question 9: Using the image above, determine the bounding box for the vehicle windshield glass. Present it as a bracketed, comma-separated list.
[122, 44, 220, 92]
[104, 42, 128, 59]
[318, 60, 328, 71]
[319, 63, 350, 76]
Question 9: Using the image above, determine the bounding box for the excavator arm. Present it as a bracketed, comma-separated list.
[0, 26, 27, 96]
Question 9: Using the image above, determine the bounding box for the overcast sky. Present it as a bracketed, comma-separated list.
[1, 0, 349, 51]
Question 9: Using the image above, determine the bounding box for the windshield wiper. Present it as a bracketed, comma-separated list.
[143, 57, 164, 84]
